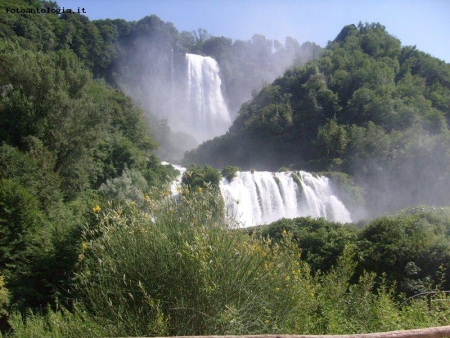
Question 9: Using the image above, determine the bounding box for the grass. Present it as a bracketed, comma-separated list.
[8, 188, 450, 336]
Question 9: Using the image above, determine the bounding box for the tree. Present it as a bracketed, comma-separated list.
[316, 119, 348, 159]
[182, 165, 221, 191]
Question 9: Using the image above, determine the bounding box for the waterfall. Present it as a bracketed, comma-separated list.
[165, 162, 186, 196]
[184, 53, 231, 143]
[164, 164, 352, 227]
[221, 171, 351, 227]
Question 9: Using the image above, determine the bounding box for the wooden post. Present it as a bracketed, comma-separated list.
[126, 326, 450, 338]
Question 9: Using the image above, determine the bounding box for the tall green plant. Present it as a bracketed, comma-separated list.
[75, 190, 308, 335]
[73, 192, 450, 336]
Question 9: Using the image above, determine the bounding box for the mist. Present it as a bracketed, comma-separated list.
[110, 16, 450, 224]
[354, 128, 450, 219]
[112, 15, 321, 162]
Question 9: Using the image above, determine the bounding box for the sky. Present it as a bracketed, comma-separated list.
[56, 0, 450, 63]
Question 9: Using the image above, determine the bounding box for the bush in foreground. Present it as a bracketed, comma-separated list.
[70, 190, 450, 336]
[8, 192, 450, 336]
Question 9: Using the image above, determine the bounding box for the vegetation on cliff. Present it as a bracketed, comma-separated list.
[1, 1, 450, 335]
[185, 22, 450, 216]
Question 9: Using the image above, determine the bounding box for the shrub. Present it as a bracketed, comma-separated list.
[75, 190, 311, 335]
[250, 217, 358, 273]
[7, 305, 106, 337]
[221, 166, 241, 182]
[0, 274, 9, 316]
[0, 179, 47, 307]
[73, 191, 450, 336]
[182, 165, 221, 191]
[357, 210, 450, 296]
[99, 168, 148, 206]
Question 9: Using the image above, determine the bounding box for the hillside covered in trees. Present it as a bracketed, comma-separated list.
[0, 0, 321, 332]
[1, 0, 182, 321]
[185, 23, 450, 216]
[1, 1, 450, 336]
[3, 0, 322, 159]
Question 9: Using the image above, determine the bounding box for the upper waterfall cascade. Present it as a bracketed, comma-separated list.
[183, 53, 231, 143]
[166, 164, 352, 227]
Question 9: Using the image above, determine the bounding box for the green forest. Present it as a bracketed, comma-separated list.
[1, 0, 450, 336]
[185, 23, 450, 216]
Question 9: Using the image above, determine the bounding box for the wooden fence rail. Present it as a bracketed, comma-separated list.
[126, 326, 450, 338]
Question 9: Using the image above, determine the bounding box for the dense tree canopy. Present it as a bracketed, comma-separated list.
[1, 1, 450, 335]
[0, 0, 177, 315]
[185, 23, 450, 216]
[252, 206, 450, 297]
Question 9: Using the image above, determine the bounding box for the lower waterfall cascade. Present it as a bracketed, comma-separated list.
[165, 163, 352, 227]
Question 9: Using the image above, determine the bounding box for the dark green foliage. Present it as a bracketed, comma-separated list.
[316, 119, 348, 160]
[0, 274, 9, 317]
[253, 207, 450, 297]
[8, 304, 107, 337]
[221, 166, 241, 182]
[141, 154, 179, 187]
[2, 2, 450, 334]
[0, 170, 101, 311]
[71, 201, 450, 336]
[182, 165, 221, 191]
[0, 178, 43, 283]
[0, 141, 100, 310]
[251, 217, 358, 272]
[0, 0, 176, 317]
[185, 22, 450, 216]
[0, 43, 170, 197]
[358, 207, 450, 296]
[0, 45, 107, 196]
[0, 0, 55, 52]
[0, 139, 62, 213]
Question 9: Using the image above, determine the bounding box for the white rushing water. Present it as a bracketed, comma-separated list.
[165, 164, 352, 227]
[221, 171, 351, 227]
[183, 53, 231, 143]
[165, 162, 186, 196]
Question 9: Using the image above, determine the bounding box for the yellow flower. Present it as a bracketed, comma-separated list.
[81, 242, 88, 251]
[198, 187, 203, 193]
[144, 194, 150, 202]
[92, 205, 101, 213]
[275, 287, 280, 292]
[264, 319, 270, 325]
